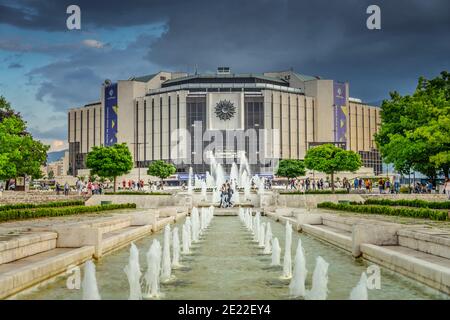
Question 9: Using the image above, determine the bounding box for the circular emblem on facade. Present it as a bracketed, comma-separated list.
[215, 100, 236, 121]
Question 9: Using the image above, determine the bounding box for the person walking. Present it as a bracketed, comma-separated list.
[64, 182, 69, 196]
[444, 178, 450, 200]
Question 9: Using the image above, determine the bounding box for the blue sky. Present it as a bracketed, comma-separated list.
[0, 0, 448, 151]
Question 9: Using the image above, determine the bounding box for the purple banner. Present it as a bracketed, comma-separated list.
[333, 82, 347, 143]
[104, 83, 118, 146]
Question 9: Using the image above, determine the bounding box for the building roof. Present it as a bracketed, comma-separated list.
[129, 73, 157, 82]
[293, 72, 319, 81]
[161, 73, 289, 87]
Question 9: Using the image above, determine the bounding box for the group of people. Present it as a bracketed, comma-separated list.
[121, 179, 145, 190]
[74, 180, 105, 196]
[219, 181, 235, 208]
[287, 178, 326, 191]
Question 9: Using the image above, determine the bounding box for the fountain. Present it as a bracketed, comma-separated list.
[258, 222, 266, 248]
[187, 167, 193, 194]
[263, 222, 272, 254]
[191, 207, 200, 242]
[239, 153, 251, 184]
[161, 225, 172, 282]
[270, 238, 281, 266]
[143, 239, 162, 298]
[349, 272, 368, 300]
[230, 162, 239, 185]
[242, 171, 251, 201]
[212, 188, 220, 204]
[123, 242, 142, 300]
[282, 221, 293, 279]
[253, 212, 261, 242]
[257, 176, 265, 194]
[205, 171, 215, 189]
[82, 260, 101, 300]
[185, 217, 192, 248]
[289, 239, 307, 298]
[231, 182, 240, 205]
[305, 256, 329, 300]
[182, 224, 190, 254]
[172, 227, 181, 267]
[201, 180, 207, 201]
[215, 163, 225, 189]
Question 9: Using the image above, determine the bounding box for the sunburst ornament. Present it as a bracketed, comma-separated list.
[215, 100, 236, 121]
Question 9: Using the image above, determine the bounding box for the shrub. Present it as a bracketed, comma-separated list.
[362, 199, 450, 209]
[0, 203, 136, 222]
[317, 202, 448, 221]
[279, 190, 349, 195]
[104, 191, 171, 195]
[0, 200, 85, 212]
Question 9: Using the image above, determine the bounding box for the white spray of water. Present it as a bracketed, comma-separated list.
[123, 242, 142, 300]
[258, 222, 266, 248]
[172, 227, 181, 267]
[182, 223, 190, 254]
[82, 260, 101, 300]
[283, 221, 293, 279]
[161, 225, 172, 281]
[201, 180, 207, 201]
[271, 238, 281, 266]
[305, 256, 329, 300]
[263, 222, 272, 254]
[187, 167, 193, 194]
[143, 239, 162, 298]
[289, 239, 307, 298]
[349, 272, 368, 300]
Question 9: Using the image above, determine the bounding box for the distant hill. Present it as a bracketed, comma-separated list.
[47, 149, 68, 163]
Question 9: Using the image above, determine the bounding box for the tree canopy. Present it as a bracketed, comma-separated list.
[275, 159, 306, 179]
[147, 160, 176, 180]
[86, 143, 133, 191]
[304, 144, 362, 192]
[375, 71, 450, 180]
[0, 96, 48, 181]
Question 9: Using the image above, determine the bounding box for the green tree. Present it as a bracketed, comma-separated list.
[0, 96, 48, 184]
[147, 160, 176, 187]
[304, 144, 362, 193]
[375, 72, 450, 181]
[86, 143, 133, 192]
[275, 159, 306, 185]
[48, 170, 55, 180]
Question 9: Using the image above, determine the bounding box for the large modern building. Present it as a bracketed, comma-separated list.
[68, 68, 382, 179]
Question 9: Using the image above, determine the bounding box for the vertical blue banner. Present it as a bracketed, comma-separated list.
[104, 83, 118, 146]
[333, 81, 347, 143]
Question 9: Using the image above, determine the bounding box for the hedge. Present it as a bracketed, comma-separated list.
[0, 200, 85, 212]
[361, 199, 450, 209]
[0, 203, 136, 222]
[104, 191, 171, 195]
[317, 202, 448, 221]
[279, 190, 349, 195]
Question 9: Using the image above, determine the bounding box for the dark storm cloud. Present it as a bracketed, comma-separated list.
[7, 62, 23, 69]
[2, 0, 449, 102]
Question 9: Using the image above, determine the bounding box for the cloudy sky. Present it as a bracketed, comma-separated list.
[0, 0, 448, 151]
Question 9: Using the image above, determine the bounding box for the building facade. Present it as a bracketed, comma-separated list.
[68, 68, 382, 178]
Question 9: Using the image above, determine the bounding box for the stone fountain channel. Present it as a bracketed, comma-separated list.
[14, 210, 448, 300]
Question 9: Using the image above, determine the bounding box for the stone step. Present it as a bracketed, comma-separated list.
[101, 225, 152, 255]
[0, 246, 94, 299]
[0, 232, 57, 265]
[361, 244, 450, 295]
